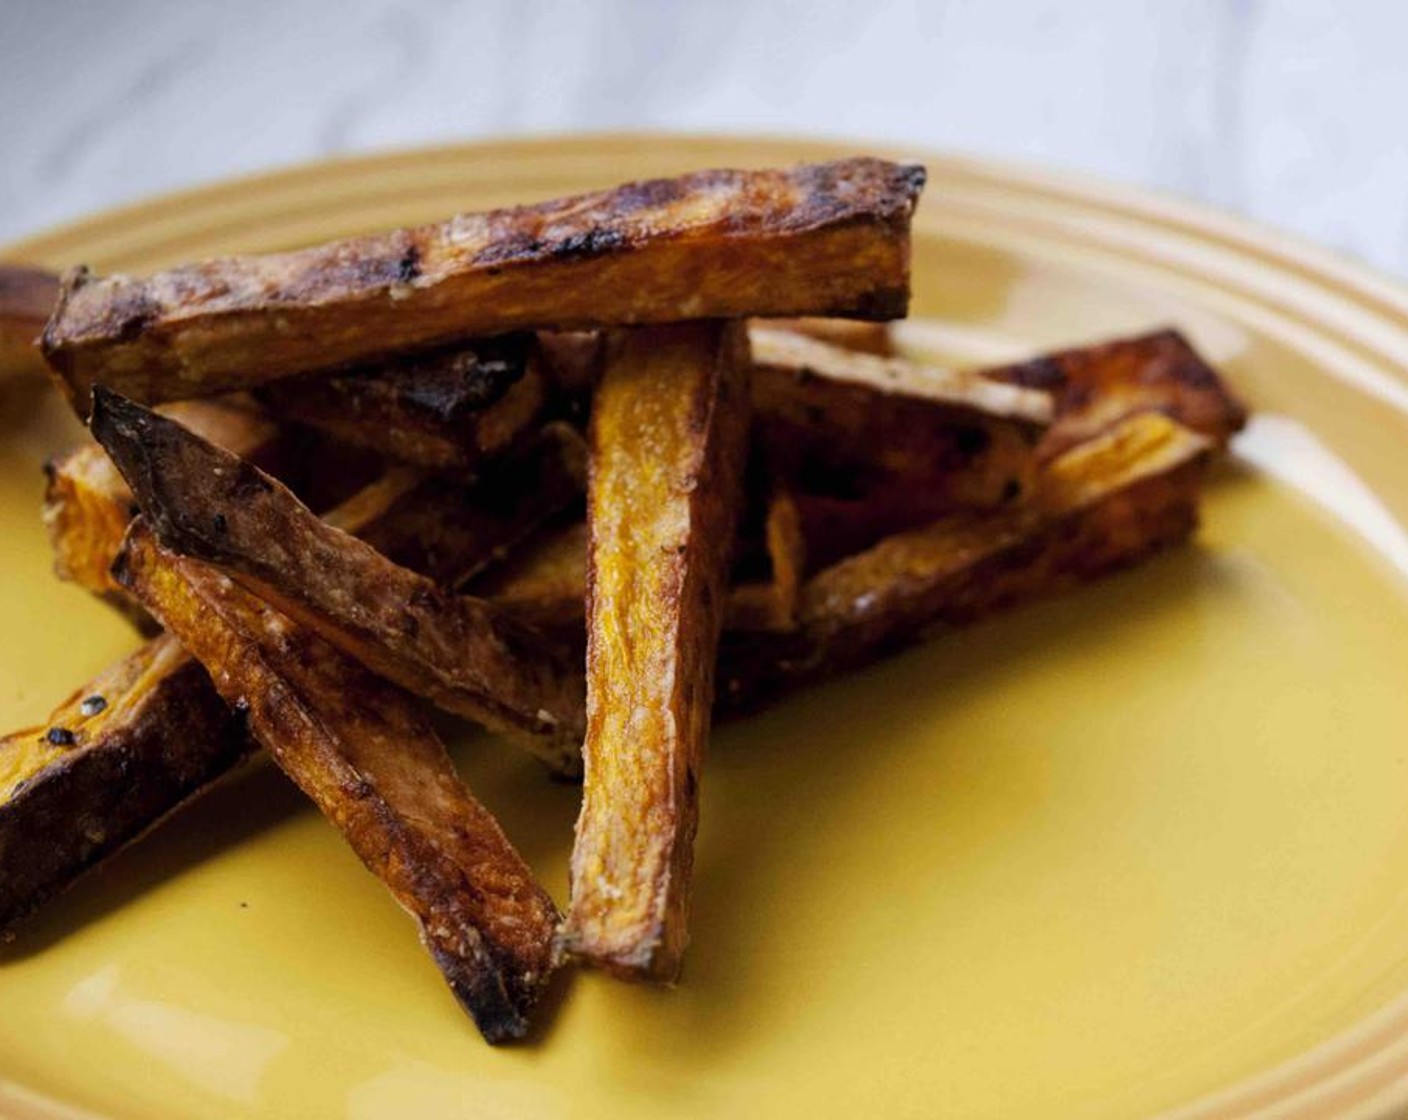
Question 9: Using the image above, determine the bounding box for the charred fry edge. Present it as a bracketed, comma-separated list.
[43, 398, 279, 613]
[750, 329, 1044, 553]
[5, 416, 1220, 942]
[718, 413, 1213, 710]
[44, 159, 923, 407]
[563, 321, 751, 980]
[4, 427, 582, 934]
[114, 526, 560, 1042]
[89, 388, 586, 774]
[0, 635, 251, 937]
[258, 334, 550, 474]
[986, 328, 1247, 457]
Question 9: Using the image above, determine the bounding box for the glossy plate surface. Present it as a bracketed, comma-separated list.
[4, 136, 1408, 1120]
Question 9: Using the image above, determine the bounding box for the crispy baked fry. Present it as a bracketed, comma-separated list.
[258, 334, 549, 473]
[114, 525, 559, 1042]
[0, 634, 250, 936]
[10, 146, 1257, 1042]
[718, 412, 1212, 710]
[987, 329, 1247, 458]
[4, 414, 1210, 940]
[7, 424, 583, 932]
[89, 389, 586, 774]
[0, 264, 58, 379]
[8, 402, 1224, 951]
[561, 321, 751, 980]
[43, 159, 924, 407]
[42, 396, 377, 624]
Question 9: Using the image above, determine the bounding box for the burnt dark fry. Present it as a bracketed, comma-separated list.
[5, 423, 581, 932]
[719, 412, 1213, 710]
[751, 328, 1045, 551]
[43, 398, 280, 622]
[987, 328, 1247, 458]
[43, 159, 924, 407]
[258, 334, 548, 474]
[0, 635, 250, 937]
[789, 474, 1026, 574]
[562, 321, 751, 980]
[114, 525, 559, 1042]
[89, 389, 586, 774]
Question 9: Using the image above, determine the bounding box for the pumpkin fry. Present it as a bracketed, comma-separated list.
[562, 321, 751, 980]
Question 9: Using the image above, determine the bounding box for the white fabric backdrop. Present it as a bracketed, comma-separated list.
[3, 0, 1406, 278]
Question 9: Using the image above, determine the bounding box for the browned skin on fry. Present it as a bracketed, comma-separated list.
[47, 395, 579, 609]
[89, 389, 586, 774]
[750, 329, 1044, 559]
[263, 320, 892, 472]
[44, 398, 279, 610]
[751, 326, 1052, 430]
[43, 159, 924, 407]
[750, 330, 1046, 481]
[788, 470, 1027, 575]
[718, 413, 1212, 710]
[562, 321, 751, 981]
[114, 525, 559, 1043]
[986, 328, 1247, 459]
[258, 334, 549, 473]
[3, 337, 1232, 943]
[323, 424, 587, 587]
[0, 265, 59, 379]
[0, 635, 251, 936]
[6, 428, 581, 934]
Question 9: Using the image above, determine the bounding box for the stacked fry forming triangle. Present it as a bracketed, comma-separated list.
[0, 157, 1246, 1043]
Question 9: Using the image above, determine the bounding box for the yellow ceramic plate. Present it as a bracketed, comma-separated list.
[3, 135, 1408, 1120]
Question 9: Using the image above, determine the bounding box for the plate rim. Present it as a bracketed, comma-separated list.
[4, 130, 1408, 1120]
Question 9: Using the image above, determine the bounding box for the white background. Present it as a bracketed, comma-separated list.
[2, 0, 1407, 278]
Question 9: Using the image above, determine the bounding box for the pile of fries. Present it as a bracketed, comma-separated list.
[0, 157, 1245, 1043]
